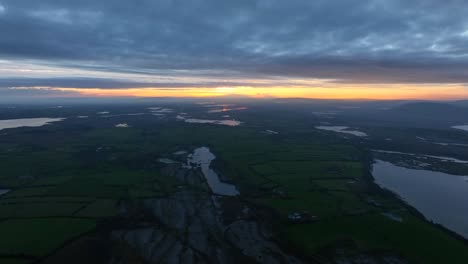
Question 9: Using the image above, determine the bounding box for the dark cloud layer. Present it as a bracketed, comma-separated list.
[0, 77, 286, 89]
[1, 0, 468, 88]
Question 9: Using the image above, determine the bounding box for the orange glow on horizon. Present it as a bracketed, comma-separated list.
[44, 83, 468, 100]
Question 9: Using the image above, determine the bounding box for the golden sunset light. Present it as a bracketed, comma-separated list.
[45, 84, 468, 100]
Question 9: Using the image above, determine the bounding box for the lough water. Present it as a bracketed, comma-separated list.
[315, 126, 367, 137]
[372, 160, 468, 238]
[187, 147, 239, 196]
[0, 118, 65, 131]
[176, 115, 241, 127]
[452, 125, 468, 132]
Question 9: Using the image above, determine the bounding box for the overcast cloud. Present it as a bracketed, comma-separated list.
[1, 0, 468, 93]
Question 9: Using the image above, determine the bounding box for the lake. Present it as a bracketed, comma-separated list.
[207, 106, 248, 113]
[0, 118, 65, 131]
[452, 125, 468, 132]
[158, 158, 177, 164]
[316, 126, 367, 137]
[187, 147, 239, 196]
[115, 123, 130, 128]
[372, 160, 468, 238]
[176, 115, 241, 127]
[372, 149, 468, 164]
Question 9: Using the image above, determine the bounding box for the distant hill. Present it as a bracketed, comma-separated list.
[383, 102, 468, 126]
[450, 100, 468, 108]
[392, 102, 467, 116]
[339, 102, 468, 128]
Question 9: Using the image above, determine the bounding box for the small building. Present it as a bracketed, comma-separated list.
[272, 188, 289, 199]
[288, 211, 317, 223]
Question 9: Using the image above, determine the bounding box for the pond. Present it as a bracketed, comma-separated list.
[158, 158, 177, 164]
[372, 160, 468, 238]
[315, 126, 367, 137]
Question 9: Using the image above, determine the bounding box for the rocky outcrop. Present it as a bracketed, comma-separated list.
[112, 162, 302, 264]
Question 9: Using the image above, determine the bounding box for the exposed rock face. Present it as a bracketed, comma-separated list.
[335, 255, 408, 264]
[112, 163, 303, 264]
[225, 220, 302, 264]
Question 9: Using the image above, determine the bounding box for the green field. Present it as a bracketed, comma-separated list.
[0, 218, 95, 257]
[203, 128, 468, 263]
[0, 106, 467, 263]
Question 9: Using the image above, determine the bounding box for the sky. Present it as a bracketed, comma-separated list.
[1, 0, 468, 101]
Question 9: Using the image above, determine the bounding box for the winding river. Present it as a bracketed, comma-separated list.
[187, 147, 239, 196]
